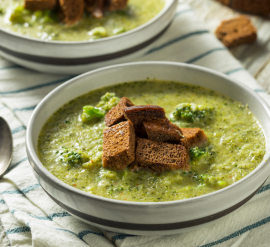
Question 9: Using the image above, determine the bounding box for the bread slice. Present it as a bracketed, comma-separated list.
[180, 128, 207, 149]
[133, 138, 189, 172]
[102, 120, 135, 170]
[107, 0, 128, 11]
[215, 15, 257, 48]
[59, 0, 84, 25]
[143, 119, 183, 143]
[105, 97, 134, 127]
[124, 105, 166, 137]
[85, 0, 105, 18]
[24, 0, 57, 11]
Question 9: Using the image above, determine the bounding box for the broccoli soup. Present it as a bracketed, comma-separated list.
[0, 0, 164, 41]
[37, 81, 266, 202]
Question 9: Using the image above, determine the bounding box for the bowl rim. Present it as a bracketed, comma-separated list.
[26, 61, 270, 206]
[0, 0, 175, 45]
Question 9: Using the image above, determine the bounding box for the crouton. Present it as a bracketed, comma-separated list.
[215, 15, 257, 48]
[24, 0, 57, 11]
[133, 138, 189, 172]
[107, 0, 128, 11]
[124, 105, 166, 136]
[105, 97, 134, 127]
[180, 128, 207, 149]
[102, 120, 135, 170]
[143, 119, 183, 143]
[85, 0, 105, 18]
[59, 0, 84, 25]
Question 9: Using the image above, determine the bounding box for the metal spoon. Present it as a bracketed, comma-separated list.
[0, 117, 13, 177]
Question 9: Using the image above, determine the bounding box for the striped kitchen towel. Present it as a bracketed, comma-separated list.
[1, 3, 270, 247]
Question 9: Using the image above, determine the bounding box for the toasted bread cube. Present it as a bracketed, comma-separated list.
[143, 119, 183, 143]
[124, 105, 166, 136]
[105, 97, 134, 127]
[59, 0, 84, 25]
[215, 15, 257, 48]
[134, 138, 189, 172]
[24, 0, 57, 11]
[180, 128, 207, 149]
[85, 0, 105, 18]
[102, 120, 135, 170]
[107, 0, 128, 11]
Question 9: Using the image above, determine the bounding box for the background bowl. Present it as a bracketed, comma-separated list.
[0, 0, 177, 75]
[26, 62, 270, 235]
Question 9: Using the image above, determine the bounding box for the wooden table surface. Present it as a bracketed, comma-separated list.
[184, 0, 270, 93]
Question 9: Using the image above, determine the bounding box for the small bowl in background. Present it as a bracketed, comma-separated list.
[0, 0, 177, 75]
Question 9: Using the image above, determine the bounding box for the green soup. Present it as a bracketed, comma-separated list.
[37, 81, 266, 202]
[0, 0, 164, 41]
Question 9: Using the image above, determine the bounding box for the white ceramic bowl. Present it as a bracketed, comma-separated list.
[0, 0, 177, 75]
[26, 62, 270, 235]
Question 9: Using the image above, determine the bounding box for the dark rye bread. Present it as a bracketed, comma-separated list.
[216, 0, 270, 17]
[105, 97, 134, 127]
[102, 120, 135, 170]
[107, 0, 128, 11]
[24, 0, 57, 11]
[180, 128, 207, 149]
[85, 0, 105, 18]
[124, 105, 166, 137]
[132, 138, 189, 172]
[143, 119, 183, 143]
[59, 0, 84, 25]
[215, 15, 257, 47]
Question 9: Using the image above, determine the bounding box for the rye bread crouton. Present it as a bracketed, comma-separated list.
[105, 97, 134, 127]
[215, 15, 257, 48]
[24, 0, 57, 11]
[133, 138, 189, 172]
[85, 0, 105, 18]
[102, 120, 135, 170]
[124, 105, 166, 137]
[107, 0, 128, 11]
[59, 0, 84, 25]
[24, 0, 57, 10]
[143, 119, 183, 143]
[180, 128, 207, 149]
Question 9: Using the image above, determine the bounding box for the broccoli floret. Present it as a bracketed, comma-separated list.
[96, 92, 120, 112]
[9, 5, 29, 24]
[34, 9, 56, 24]
[81, 106, 106, 122]
[172, 103, 214, 123]
[81, 93, 120, 122]
[59, 148, 89, 165]
[190, 147, 213, 160]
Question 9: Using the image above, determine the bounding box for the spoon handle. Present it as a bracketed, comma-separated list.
[0, 117, 13, 177]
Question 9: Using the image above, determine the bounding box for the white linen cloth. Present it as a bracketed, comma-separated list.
[1, 3, 270, 247]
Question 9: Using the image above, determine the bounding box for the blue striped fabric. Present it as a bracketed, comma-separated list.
[0, 3, 270, 247]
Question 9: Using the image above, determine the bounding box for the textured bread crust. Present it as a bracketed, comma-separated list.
[102, 120, 135, 170]
[216, 0, 270, 17]
[215, 15, 257, 47]
[108, 0, 128, 11]
[134, 138, 189, 172]
[24, 0, 57, 11]
[85, 0, 105, 18]
[59, 0, 84, 25]
[124, 105, 166, 136]
[105, 97, 134, 127]
[143, 119, 183, 143]
[180, 128, 207, 149]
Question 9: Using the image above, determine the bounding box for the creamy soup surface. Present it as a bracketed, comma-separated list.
[38, 81, 266, 202]
[0, 0, 164, 41]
